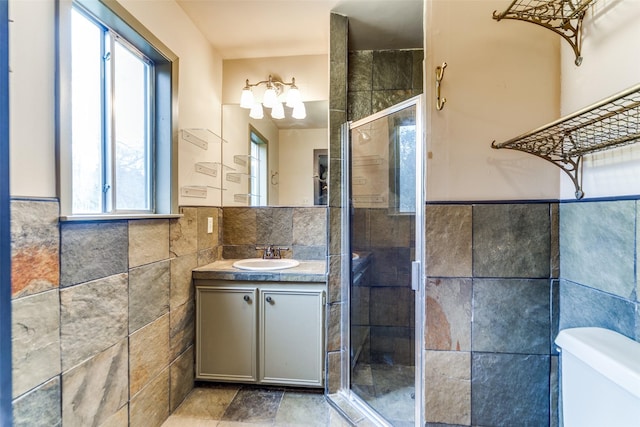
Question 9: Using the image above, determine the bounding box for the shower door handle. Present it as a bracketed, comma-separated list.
[411, 261, 421, 291]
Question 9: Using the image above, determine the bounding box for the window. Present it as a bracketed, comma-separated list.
[396, 124, 416, 213]
[58, 0, 177, 218]
[389, 110, 417, 214]
[249, 127, 268, 206]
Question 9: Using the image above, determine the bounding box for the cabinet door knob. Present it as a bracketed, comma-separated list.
[243, 295, 251, 302]
[266, 296, 273, 303]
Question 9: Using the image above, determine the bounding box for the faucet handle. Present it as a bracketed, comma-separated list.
[256, 245, 290, 259]
[256, 245, 276, 259]
[272, 246, 289, 259]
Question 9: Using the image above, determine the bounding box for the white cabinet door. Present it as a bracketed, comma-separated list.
[196, 286, 258, 382]
[259, 289, 325, 387]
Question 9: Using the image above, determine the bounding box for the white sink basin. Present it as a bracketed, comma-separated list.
[232, 258, 300, 271]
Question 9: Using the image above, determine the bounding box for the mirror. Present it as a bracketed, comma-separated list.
[221, 100, 328, 206]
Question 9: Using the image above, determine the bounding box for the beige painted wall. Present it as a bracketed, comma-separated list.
[422, 0, 640, 201]
[278, 128, 328, 206]
[425, 0, 561, 201]
[9, 0, 224, 206]
[20, 0, 637, 203]
[560, 0, 640, 199]
[222, 55, 328, 105]
[9, 0, 57, 198]
[103, 0, 225, 207]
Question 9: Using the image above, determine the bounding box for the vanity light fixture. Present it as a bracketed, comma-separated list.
[240, 75, 306, 120]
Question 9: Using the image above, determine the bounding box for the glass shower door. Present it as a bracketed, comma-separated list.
[348, 96, 424, 426]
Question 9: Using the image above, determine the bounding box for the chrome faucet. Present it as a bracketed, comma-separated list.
[256, 244, 289, 259]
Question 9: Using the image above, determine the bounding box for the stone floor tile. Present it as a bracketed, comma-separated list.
[221, 387, 284, 423]
[161, 416, 218, 427]
[274, 391, 330, 426]
[172, 385, 239, 420]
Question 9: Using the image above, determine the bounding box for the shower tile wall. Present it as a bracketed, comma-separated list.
[425, 203, 558, 427]
[10, 200, 222, 426]
[347, 46, 423, 366]
[558, 199, 640, 342]
[327, 12, 349, 395]
[352, 208, 415, 366]
[326, 23, 424, 392]
[348, 49, 423, 123]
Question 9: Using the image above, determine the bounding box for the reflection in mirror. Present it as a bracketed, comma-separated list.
[249, 126, 268, 206]
[313, 149, 328, 205]
[222, 101, 328, 206]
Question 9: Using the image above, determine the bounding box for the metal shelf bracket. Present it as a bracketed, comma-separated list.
[493, 0, 597, 66]
[492, 83, 640, 199]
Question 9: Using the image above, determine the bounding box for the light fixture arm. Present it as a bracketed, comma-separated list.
[244, 75, 297, 91]
[241, 74, 305, 119]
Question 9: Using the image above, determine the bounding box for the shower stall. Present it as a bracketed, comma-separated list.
[344, 96, 425, 426]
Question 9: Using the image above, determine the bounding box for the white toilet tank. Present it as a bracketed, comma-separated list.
[555, 327, 640, 427]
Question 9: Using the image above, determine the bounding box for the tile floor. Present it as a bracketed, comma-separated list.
[351, 363, 415, 427]
[162, 383, 353, 427]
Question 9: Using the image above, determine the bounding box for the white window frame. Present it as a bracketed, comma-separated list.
[57, 0, 179, 220]
[249, 126, 268, 207]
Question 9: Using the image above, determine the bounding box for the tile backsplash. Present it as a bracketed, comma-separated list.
[221, 206, 327, 260]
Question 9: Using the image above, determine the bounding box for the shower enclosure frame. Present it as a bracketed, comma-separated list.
[339, 95, 426, 427]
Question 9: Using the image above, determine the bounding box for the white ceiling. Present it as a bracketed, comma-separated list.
[175, 0, 423, 128]
[175, 0, 424, 59]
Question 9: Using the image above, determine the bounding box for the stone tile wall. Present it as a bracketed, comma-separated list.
[221, 206, 327, 260]
[10, 200, 222, 426]
[351, 208, 415, 365]
[348, 49, 423, 122]
[326, 12, 349, 396]
[424, 203, 558, 427]
[558, 199, 640, 341]
[327, 14, 425, 395]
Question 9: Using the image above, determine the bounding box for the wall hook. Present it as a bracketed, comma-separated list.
[435, 62, 447, 111]
[270, 170, 279, 186]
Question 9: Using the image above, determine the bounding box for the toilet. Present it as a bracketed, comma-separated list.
[555, 327, 640, 427]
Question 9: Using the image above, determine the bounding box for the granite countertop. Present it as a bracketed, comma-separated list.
[192, 259, 327, 283]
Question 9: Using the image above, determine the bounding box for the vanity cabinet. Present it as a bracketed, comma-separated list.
[196, 281, 325, 387]
[196, 286, 258, 382]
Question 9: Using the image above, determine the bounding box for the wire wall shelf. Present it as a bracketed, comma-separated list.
[352, 194, 386, 204]
[180, 185, 223, 199]
[233, 154, 258, 168]
[195, 162, 220, 177]
[353, 177, 368, 186]
[492, 0, 596, 65]
[226, 172, 255, 184]
[233, 193, 259, 204]
[181, 128, 223, 149]
[491, 84, 640, 199]
[352, 155, 383, 167]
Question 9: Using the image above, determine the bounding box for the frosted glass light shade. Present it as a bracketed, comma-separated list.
[271, 101, 285, 119]
[285, 86, 301, 108]
[240, 88, 254, 109]
[292, 101, 306, 119]
[249, 102, 264, 119]
[262, 87, 277, 108]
